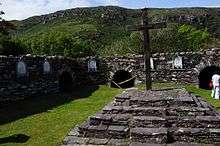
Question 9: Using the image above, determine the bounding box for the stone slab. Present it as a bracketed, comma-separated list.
[108, 125, 130, 139]
[131, 128, 167, 144]
[131, 142, 166, 146]
[172, 128, 220, 143]
[87, 138, 109, 145]
[63, 136, 89, 145]
[132, 107, 166, 116]
[107, 138, 128, 146]
[131, 116, 166, 128]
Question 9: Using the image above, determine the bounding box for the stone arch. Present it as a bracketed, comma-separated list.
[58, 71, 73, 92]
[199, 65, 220, 90]
[58, 68, 75, 92]
[111, 70, 135, 88]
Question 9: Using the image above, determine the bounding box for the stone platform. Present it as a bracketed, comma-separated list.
[61, 88, 220, 146]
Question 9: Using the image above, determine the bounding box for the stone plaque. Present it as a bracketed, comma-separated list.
[43, 61, 51, 73]
[150, 58, 154, 70]
[88, 59, 97, 72]
[17, 61, 27, 76]
[174, 56, 183, 69]
[141, 58, 154, 70]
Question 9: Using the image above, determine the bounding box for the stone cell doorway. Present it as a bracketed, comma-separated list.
[111, 70, 135, 88]
[58, 71, 74, 92]
[199, 66, 220, 90]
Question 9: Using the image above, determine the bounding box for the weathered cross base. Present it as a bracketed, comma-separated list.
[62, 88, 220, 145]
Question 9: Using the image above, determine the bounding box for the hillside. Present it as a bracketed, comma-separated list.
[10, 6, 220, 57]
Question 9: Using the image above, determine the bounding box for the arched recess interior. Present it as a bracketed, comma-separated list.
[111, 70, 135, 88]
[58, 71, 74, 92]
[199, 66, 220, 90]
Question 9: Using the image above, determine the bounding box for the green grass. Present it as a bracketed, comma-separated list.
[186, 84, 220, 111]
[1, 82, 219, 146]
[0, 85, 121, 146]
[137, 82, 185, 91]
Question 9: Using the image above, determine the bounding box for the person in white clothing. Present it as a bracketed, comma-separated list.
[211, 74, 220, 100]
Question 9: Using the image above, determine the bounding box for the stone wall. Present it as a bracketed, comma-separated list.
[105, 48, 220, 84]
[0, 55, 107, 103]
[1, 48, 220, 103]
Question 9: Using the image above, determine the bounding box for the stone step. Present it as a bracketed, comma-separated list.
[62, 136, 89, 145]
[129, 93, 196, 107]
[130, 142, 215, 146]
[89, 113, 131, 126]
[131, 116, 220, 129]
[167, 107, 212, 116]
[168, 116, 220, 128]
[102, 105, 131, 114]
[170, 143, 215, 146]
[171, 128, 220, 144]
[132, 107, 166, 116]
[131, 143, 166, 146]
[102, 106, 166, 117]
[130, 128, 168, 144]
[129, 97, 170, 107]
[63, 137, 128, 145]
[78, 121, 129, 139]
[131, 116, 166, 128]
[102, 106, 212, 117]
[89, 114, 112, 125]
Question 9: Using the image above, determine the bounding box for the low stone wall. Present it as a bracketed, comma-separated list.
[1, 48, 220, 103]
[0, 56, 107, 103]
[105, 48, 220, 84]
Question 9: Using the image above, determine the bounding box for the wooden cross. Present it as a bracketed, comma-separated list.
[127, 8, 167, 90]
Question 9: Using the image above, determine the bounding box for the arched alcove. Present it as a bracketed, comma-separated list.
[199, 66, 220, 89]
[111, 70, 135, 88]
[58, 71, 73, 92]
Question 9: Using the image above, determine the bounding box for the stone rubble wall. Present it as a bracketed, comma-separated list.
[1, 48, 220, 103]
[104, 48, 220, 83]
[0, 56, 107, 103]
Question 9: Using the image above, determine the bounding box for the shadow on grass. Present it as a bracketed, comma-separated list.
[0, 134, 30, 144]
[0, 85, 99, 125]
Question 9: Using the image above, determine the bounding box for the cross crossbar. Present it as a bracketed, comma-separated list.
[126, 8, 167, 91]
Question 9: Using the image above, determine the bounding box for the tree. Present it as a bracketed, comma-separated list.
[0, 4, 26, 55]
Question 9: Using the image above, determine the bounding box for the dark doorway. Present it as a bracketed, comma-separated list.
[199, 66, 220, 89]
[58, 71, 73, 92]
[111, 70, 135, 88]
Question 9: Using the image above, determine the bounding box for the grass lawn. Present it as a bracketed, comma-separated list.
[186, 84, 220, 111]
[0, 82, 219, 146]
[0, 85, 121, 146]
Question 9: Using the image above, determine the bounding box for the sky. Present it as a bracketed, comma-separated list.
[1, 0, 220, 20]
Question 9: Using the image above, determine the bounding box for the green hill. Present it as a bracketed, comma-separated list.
[10, 6, 220, 57]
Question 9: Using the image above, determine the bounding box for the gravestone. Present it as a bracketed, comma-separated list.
[150, 58, 154, 70]
[43, 60, 51, 73]
[142, 58, 154, 70]
[174, 56, 183, 69]
[17, 61, 27, 77]
[88, 58, 97, 72]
